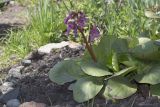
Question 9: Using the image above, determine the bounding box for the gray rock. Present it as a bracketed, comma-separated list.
[5, 77, 18, 85]
[8, 66, 24, 78]
[21, 60, 31, 66]
[6, 99, 20, 107]
[0, 86, 14, 94]
[0, 82, 15, 94]
[3, 105, 6, 107]
[2, 82, 14, 87]
[138, 103, 155, 107]
[19, 101, 47, 107]
[0, 88, 20, 103]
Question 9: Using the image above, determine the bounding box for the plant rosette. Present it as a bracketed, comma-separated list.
[49, 11, 160, 103]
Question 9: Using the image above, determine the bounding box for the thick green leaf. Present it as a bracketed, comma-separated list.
[103, 77, 137, 99]
[106, 67, 137, 80]
[130, 37, 160, 61]
[80, 61, 112, 77]
[49, 60, 86, 85]
[136, 63, 153, 74]
[73, 77, 103, 103]
[135, 65, 160, 85]
[112, 52, 119, 72]
[93, 36, 114, 65]
[150, 84, 160, 98]
[86, 36, 128, 67]
[121, 61, 135, 67]
[112, 38, 129, 54]
[114, 66, 137, 76]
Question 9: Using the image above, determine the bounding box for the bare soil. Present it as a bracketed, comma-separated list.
[0, 3, 27, 38]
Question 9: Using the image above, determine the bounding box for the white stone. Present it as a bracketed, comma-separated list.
[21, 60, 31, 66]
[9, 1, 15, 5]
[68, 41, 83, 49]
[2, 82, 14, 87]
[38, 41, 69, 54]
[38, 41, 83, 54]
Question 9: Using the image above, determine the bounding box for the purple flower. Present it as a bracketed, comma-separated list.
[64, 11, 87, 37]
[64, 12, 74, 24]
[89, 26, 100, 42]
[77, 12, 87, 28]
[73, 25, 78, 37]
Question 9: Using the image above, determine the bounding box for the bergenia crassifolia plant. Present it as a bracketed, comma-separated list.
[49, 10, 137, 102]
[49, 9, 160, 103]
[64, 11, 100, 62]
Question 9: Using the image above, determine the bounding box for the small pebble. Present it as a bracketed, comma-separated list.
[3, 105, 6, 107]
[21, 60, 32, 66]
[6, 99, 20, 107]
[138, 103, 156, 107]
[0, 86, 14, 94]
[3, 82, 14, 87]
[19, 101, 47, 107]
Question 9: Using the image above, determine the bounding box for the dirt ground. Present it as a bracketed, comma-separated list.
[0, 2, 27, 38]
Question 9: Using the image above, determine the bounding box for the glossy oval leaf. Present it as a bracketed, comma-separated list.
[114, 66, 137, 76]
[80, 61, 112, 77]
[106, 67, 137, 80]
[112, 52, 119, 72]
[130, 37, 160, 61]
[93, 36, 114, 65]
[73, 77, 103, 103]
[103, 77, 137, 99]
[112, 38, 129, 54]
[121, 61, 135, 67]
[49, 60, 86, 85]
[135, 66, 160, 85]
